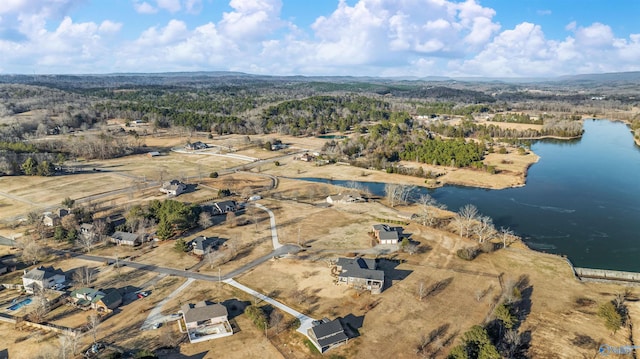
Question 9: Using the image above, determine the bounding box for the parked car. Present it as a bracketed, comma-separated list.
[152, 322, 161, 329]
[137, 291, 149, 298]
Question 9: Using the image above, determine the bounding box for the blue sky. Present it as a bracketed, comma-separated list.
[1, 0, 639, 77]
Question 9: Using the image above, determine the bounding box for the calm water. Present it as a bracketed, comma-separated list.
[302, 120, 640, 271]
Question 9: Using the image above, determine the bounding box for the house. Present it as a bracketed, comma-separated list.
[335, 257, 384, 294]
[308, 318, 349, 353]
[109, 231, 142, 246]
[212, 200, 237, 215]
[160, 179, 187, 196]
[70, 287, 122, 313]
[326, 194, 365, 205]
[191, 236, 218, 256]
[180, 301, 233, 343]
[372, 224, 403, 245]
[22, 266, 66, 293]
[185, 141, 208, 150]
[42, 208, 68, 227]
[296, 153, 316, 162]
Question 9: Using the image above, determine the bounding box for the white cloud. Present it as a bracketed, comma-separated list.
[184, 0, 203, 14]
[156, 0, 182, 13]
[98, 20, 122, 34]
[134, 1, 158, 14]
[219, 0, 285, 41]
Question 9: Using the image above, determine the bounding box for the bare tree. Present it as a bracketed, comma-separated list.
[499, 227, 515, 248]
[87, 313, 100, 344]
[92, 219, 107, 244]
[60, 214, 78, 232]
[76, 232, 96, 253]
[21, 237, 47, 265]
[58, 331, 78, 359]
[27, 290, 50, 323]
[226, 211, 237, 228]
[417, 280, 427, 301]
[198, 211, 213, 229]
[455, 204, 479, 238]
[269, 309, 285, 334]
[416, 193, 445, 227]
[474, 216, 496, 243]
[384, 183, 416, 207]
[73, 266, 95, 287]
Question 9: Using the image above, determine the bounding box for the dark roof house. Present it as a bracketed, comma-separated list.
[109, 231, 142, 246]
[191, 236, 218, 256]
[308, 318, 349, 353]
[335, 257, 385, 294]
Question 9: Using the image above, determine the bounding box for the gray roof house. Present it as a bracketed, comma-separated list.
[191, 236, 218, 256]
[308, 318, 349, 353]
[372, 224, 403, 245]
[335, 257, 384, 294]
[180, 301, 233, 343]
[160, 179, 187, 196]
[212, 200, 237, 215]
[22, 266, 66, 293]
[109, 231, 142, 246]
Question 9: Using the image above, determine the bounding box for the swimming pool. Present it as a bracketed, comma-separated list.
[7, 298, 32, 311]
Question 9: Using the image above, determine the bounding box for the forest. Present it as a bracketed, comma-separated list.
[0, 72, 637, 176]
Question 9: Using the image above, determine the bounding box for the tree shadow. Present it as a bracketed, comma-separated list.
[220, 298, 251, 320]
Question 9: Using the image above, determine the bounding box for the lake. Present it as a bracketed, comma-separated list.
[300, 120, 640, 271]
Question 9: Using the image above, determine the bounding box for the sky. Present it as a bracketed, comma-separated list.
[1, 0, 639, 78]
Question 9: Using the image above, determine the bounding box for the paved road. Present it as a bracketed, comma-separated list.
[224, 278, 315, 336]
[140, 277, 194, 330]
[253, 203, 282, 250]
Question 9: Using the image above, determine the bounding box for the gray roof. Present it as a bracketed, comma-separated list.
[181, 301, 228, 324]
[311, 319, 348, 348]
[23, 266, 65, 281]
[336, 257, 384, 282]
[378, 230, 399, 241]
[111, 231, 140, 243]
[192, 236, 217, 252]
[98, 290, 122, 308]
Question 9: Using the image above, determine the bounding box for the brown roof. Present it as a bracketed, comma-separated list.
[181, 301, 228, 324]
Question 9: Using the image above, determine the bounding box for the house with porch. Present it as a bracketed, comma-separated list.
[212, 200, 237, 215]
[22, 266, 66, 293]
[191, 236, 218, 256]
[180, 301, 233, 343]
[70, 287, 122, 313]
[335, 257, 384, 294]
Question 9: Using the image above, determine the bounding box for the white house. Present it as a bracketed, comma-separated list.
[181, 301, 233, 343]
[22, 266, 66, 293]
[160, 180, 187, 196]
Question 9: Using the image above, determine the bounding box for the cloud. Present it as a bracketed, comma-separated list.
[98, 20, 122, 34]
[133, 1, 158, 14]
[219, 0, 285, 41]
[156, 0, 182, 13]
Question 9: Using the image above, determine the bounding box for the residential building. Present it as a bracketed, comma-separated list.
[212, 200, 237, 215]
[70, 287, 122, 313]
[22, 266, 66, 293]
[326, 194, 365, 205]
[191, 236, 218, 256]
[42, 209, 68, 227]
[308, 318, 349, 353]
[109, 231, 142, 246]
[185, 141, 208, 150]
[180, 301, 233, 343]
[160, 179, 187, 196]
[372, 224, 403, 245]
[335, 257, 384, 294]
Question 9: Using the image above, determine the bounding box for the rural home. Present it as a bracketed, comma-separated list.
[22, 266, 66, 293]
[212, 200, 237, 215]
[109, 231, 142, 246]
[372, 224, 403, 245]
[191, 236, 218, 256]
[160, 179, 187, 196]
[326, 194, 365, 205]
[295, 152, 316, 162]
[181, 301, 233, 343]
[70, 287, 122, 313]
[335, 257, 384, 294]
[185, 141, 208, 150]
[79, 223, 94, 235]
[42, 209, 68, 227]
[308, 318, 349, 353]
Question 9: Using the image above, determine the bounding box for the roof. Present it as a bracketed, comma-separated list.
[214, 200, 236, 209]
[111, 231, 139, 243]
[96, 290, 122, 308]
[181, 301, 228, 324]
[336, 257, 384, 282]
[378, 230, 399, 241]
[192, 236, 217, 252]
[311, 319, 348, 348]
[23, 266, 65, 281]
[80, 223, 94, 231]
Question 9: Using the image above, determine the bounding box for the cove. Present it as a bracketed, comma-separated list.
[299, 120, 640, 271]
